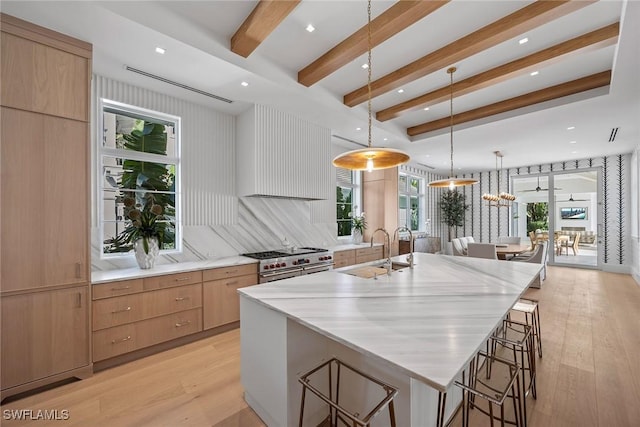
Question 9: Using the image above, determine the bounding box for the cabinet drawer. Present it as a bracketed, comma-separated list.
[143, 271, 202, 291]
[93, 308, 202, 362]
[203, 274, 257, 329]
[333, 250, 355, 262]
[333, 259, 353, 269]
[92, 283, 202, 331]
[355, 247, 382, 258]
[202, 263, 257, 282]
[93, 279, 144, 300]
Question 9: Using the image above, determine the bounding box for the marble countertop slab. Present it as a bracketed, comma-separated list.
[238, 253, 542, 391]
[92, 256, 258, 284]
[329, 242, 384, 251]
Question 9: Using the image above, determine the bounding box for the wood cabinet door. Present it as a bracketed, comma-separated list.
[203, 274, 257, 329]
[1, 287, 89, 389]
[1, 108, 88, 292]
[1, 32, 90, 121]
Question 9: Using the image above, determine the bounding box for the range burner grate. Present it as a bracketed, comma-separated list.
[242, 251, 288, 260]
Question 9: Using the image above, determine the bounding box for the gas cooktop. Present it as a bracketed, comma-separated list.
[243, 247, 328, 260]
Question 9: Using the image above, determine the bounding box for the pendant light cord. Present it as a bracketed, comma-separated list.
[448, 67, 455, 178]
[367, 0, 372, 149]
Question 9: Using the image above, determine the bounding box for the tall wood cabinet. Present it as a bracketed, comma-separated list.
[0, 13, 92, 399]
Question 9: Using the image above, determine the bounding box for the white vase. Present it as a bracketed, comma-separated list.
[134, 237, 160, 269]
[352, 229, 363, 244]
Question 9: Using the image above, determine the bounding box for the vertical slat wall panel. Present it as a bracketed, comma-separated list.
[438, 154, 632, 269]
[92, 75, 237, 228]
[253, 105, 332, 200]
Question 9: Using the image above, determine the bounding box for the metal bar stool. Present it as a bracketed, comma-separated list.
[455, 350, 523, 427]
[298, 358, 398, 427]
[490, 320, 537, 427]
[510, 298, 542, 358]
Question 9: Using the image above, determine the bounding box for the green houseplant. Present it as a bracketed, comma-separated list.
[440, 190, 468, 242]
[350, 211, 367, 243]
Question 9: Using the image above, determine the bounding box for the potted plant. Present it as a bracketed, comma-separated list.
[123, 194, 166, 269]
[440, 190, 468, 244]
[350, 211, 367, 244]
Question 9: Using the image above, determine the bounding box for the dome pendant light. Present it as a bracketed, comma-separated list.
[332, 0, 410, 172]
[428, 67, 478, 189]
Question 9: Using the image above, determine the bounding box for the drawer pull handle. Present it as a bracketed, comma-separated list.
[225, 280, 239, 286]
[112, 306, 132, 314]
[225, 270, 238, 274]
[111, 285, 131, 291]
[175, 320, 191, 327]
[175, 296, 190, 301]
[112, 336, 131, 344]
[75, 262, 82, 279]
[175, 277, 190, 282]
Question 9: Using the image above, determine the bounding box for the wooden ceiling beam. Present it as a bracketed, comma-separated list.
[377, 22, 619, 121]
[297, 1, 449, 87]
[231, 0, 300, 58]
[344, 0, 596, 107]
[407, 70, 612, 137]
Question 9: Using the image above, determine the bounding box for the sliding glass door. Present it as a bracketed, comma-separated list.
[512, 170, 601, 269]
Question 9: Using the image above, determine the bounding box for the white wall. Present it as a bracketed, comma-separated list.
[631, 147, 640, 285]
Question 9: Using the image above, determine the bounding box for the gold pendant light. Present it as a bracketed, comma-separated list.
[428, 67, 478, 189]
[482, 151, 516, 207]
[332, 0, 410, 172]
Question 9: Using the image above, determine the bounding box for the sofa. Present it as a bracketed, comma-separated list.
[557, 226, 596, 245]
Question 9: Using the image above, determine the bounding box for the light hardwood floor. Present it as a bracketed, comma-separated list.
[1, 266, 639, 427]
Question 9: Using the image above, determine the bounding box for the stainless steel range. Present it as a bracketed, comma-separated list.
[242, 247, 333, 283]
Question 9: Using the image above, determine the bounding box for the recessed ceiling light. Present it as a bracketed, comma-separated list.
[571, 151, 578, 154]
[423, 107, 430, 111]
[241, 81, 249, 87]
[155, 47, 166, 54]
[361, 63, 369, 69]
[397, 89, 404, 93]
[383, 138, 388, 141]
[567, 126, 575, 130]
[306, 24, 315, 33]
[425, 154, 430, 158]
[519, 37, 529, 45]
[356, 127, 361, 131]
[530, 71, 539, 76]
[569, 140, 577, 144]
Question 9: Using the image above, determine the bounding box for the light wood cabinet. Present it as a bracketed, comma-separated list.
[0, 13, 92, 399]
[203, 272, 258, 329]
[333, 249, 356, 268]
[355, 246, 384, 264]
[1, 287, 90, 389]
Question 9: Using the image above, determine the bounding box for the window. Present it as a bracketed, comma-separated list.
[99, 99, 181, 257]
[336, 168, 361, 237]
[399, 173, 424, 231]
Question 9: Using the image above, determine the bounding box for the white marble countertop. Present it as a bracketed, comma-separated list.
[91, 256, 258, 284]
[328, 242, 383, 251]
[238, 253, 542, 391]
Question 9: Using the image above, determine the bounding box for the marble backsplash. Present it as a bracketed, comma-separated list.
[92, 197, 339, 271]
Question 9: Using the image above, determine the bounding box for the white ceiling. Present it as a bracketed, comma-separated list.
[2, 0, 638, 175]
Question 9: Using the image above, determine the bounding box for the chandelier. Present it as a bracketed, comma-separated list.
[428, 67, 478, 190]
[332, 0, 410, 172]
[482, 151, 515, 207]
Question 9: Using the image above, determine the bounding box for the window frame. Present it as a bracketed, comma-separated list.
[98, 98, 182, 258]
[336, 169, 361, 239]
[398, 172, 425, 232]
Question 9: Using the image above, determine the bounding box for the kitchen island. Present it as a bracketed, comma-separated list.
[238, 253, 542, 427]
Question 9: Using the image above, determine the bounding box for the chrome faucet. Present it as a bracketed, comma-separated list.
[393, 226, 414, 269]
[371, 228, 391, 275]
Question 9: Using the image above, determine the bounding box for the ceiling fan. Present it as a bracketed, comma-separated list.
[557, 194, 590, 202]
[520, 176, 562, 192]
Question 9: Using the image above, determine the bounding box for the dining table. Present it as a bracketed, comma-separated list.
[495, 243, 532, 260]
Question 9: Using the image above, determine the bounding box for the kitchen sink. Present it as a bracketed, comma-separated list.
[339, 261, 411, 279]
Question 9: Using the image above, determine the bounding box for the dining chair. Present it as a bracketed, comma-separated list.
[498, 236, 521, 244]
[570, 232, 581, 255]
[467, 243, 498, 260]
[511, 241, 548, 287]
[459, 237, 469, 253]
[451, 238, 466, 256]
[528, 231, 537, 250]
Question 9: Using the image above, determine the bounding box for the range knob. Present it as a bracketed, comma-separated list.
[293, 260, 298, 265]
[281, 262, 287, 267]
[275, 263, 281, 268]
[263, 265, 269, 270]
[328, 255, 332, 260]
[270, 264, 275, 269]
[305, 259, 310, 263]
